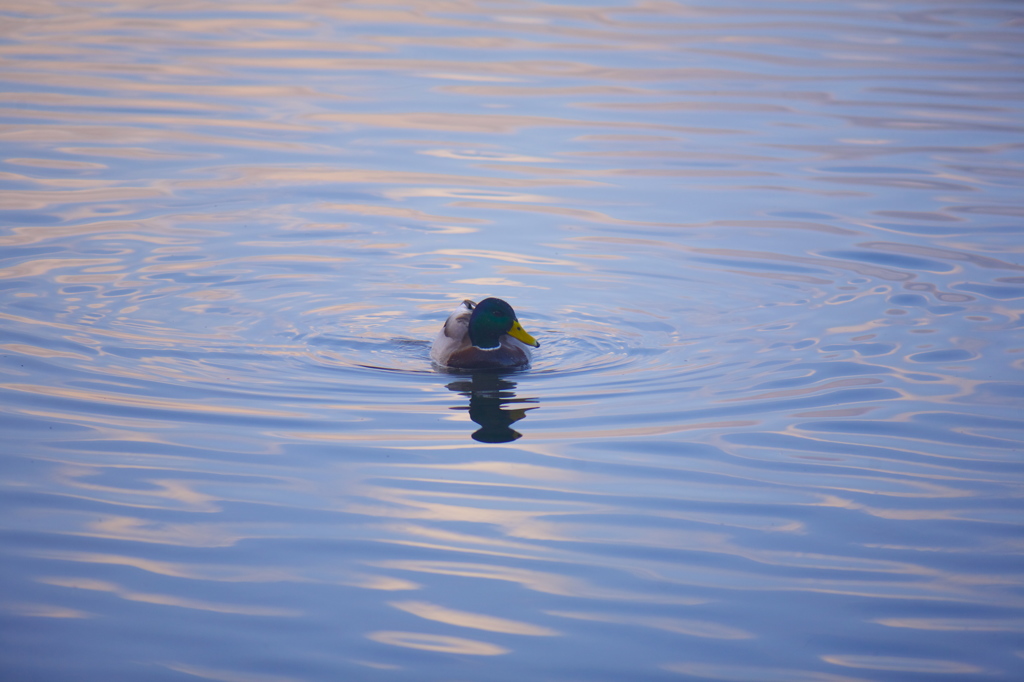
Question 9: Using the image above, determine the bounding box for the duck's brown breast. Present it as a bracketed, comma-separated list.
[445, 344, 530, 369]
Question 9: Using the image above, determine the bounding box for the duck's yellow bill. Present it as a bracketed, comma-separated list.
[508, 320, 540, 347]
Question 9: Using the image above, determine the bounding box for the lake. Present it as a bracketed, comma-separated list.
[1, 1, 1023, 680]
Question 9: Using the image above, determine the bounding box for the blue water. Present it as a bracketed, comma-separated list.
[2, 1, 1023, 680]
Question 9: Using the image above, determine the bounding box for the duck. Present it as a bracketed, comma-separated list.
[430, 298, 540, 369]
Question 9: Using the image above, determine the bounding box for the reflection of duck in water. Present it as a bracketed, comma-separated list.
[431, 298, 540, 369]
[446, 373, 538, 443]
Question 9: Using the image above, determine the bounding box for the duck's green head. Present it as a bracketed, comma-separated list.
[468, 298, 540, 350]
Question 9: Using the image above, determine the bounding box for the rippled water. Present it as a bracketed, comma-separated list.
[2, 1, 1024, 680]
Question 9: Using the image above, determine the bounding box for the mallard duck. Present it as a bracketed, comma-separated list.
[430, 298, 540, 369]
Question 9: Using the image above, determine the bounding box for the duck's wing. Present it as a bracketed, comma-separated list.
[431, 300, 475, 364]
[441, 299, 475, 340]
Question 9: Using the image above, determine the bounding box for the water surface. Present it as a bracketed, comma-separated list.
[2, 1, 1023, 681]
